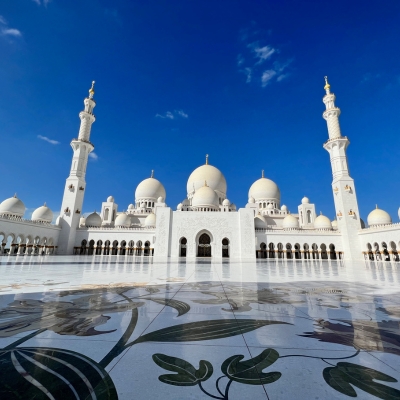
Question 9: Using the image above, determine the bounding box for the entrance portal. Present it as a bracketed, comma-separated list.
[197, 233, 211, 257]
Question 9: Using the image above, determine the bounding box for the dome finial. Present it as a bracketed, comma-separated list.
[261, 169, 264, 178]
[13, 193, 17, 198]
[44, 202, 47, 206]
[204, 180, 208, 187]
[376, 204, 378, 209]
[324, 76, 331, 94]
[89, 81, 95, 99]
[205, 154, 209, 165]
[151, 170, 154, 178]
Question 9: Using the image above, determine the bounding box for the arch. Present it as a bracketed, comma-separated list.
[104, 240, 111, 255]
[286, 243, 292, 259]
[179, 237, 187, 257]
[96, 240, 103, 255]
[306, 210, 312, 224]
[381, 242, 390, 262]
[259, 242, 267, 259]
[104, 208, 109, 220]
[303, 243, 310, 259]
[128, 240, 134, 255]
[277, 242, 284, 259]
[389, 241, 399, 261]
[80, 239, 87, 255]
[320, 243, 328, 259]
[329, 244, 336, 260]
[112, 240, 119, 255]
[136, 240, 142, 256]
[294, 243, 301, 259]
[222, 238, 230, 258]
[268, 242, 275, 258]
[144, 241, 150, 256]
[312, 243, 318, 259]
[197, 232, 212, 257]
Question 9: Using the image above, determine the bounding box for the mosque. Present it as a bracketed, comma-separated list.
[0, 79, 399, 262]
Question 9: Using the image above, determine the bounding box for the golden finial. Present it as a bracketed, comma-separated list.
[324, 76, 330, 92]
[89, 81, 95, 98]
[261, 170, 264, 178]
[204, 180, 208, 187]
[376, 204, 378, 209]
[151, 170, 154, 178]
[205, 154, 209, 165]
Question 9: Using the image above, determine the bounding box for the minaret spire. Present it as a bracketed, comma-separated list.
[58, 82, 97, 255]
[322, 77, 361, 261]
[322, 76, 342, 140]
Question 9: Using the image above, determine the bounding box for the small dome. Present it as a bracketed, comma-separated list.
[267, 203, 274, 209]
[332, 219, 338, 229]
[135, 178, 166, 200]
[254, 214, 267, 228]
[248, 197, 255, 204]
[223, 199, 231, 206]
[282, 214, 299, 229]
[157, 196, 165, 203]
[281, 205, 287, 211]
[248, 177, 280, 202]
[144, 213, 156, 227]
[115, 213, 131, 227]
[187, 164, 227, 195]
[301, 197, 310, 204]
[107, 196, 114, 202]
[32, 203, 53, 223]
[85, 212, 102, 227]
[231, 203, 237, 210]
[367, 206, 392, 226]
[128, 204, 134, 210]
[182, 198, 190, 206]
[192, 185, 219, 208]
[0, 194, 26, 217]
[177, 203, 183, 210]
[314, 213, 332, 230]
[55, 216, 62, 226]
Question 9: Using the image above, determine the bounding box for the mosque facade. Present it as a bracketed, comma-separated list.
[0, 79, 399, 262]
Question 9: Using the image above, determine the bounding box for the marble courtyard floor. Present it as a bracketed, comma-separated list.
[0, 256, 400, 399]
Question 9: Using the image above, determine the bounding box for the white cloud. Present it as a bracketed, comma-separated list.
[237, 54, 245, 66]
[0, 16, 7, 25]
[176, 109, 188, 118]
[89, 152, 98, 160]
[277, 73, 289, 82]
[249, 43, 275, 65]
[156, 110, 188, 119]
[32, 0, 52, 5]
[156, 111, 174, 119]
[38, 135, 59, 145]
[2, 28, 22, 37]
[244, 67, 252, 83]
[261, 70, 277, 87]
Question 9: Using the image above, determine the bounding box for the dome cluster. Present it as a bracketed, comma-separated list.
[0, 195, 53, 223]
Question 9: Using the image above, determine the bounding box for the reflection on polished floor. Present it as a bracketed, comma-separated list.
[1, 256, 400, 399]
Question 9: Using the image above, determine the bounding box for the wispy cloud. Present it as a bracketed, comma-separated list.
[38, 135, 59, 145]
[156, 110, 188, 119]
[89, 152, 98, 160]
[0, 16, 22, 38]
[2, 28, 22, 37]
[32, 0, 52, 6]
[237, 24, 292, 88]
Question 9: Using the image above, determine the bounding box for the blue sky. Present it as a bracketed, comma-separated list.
[1, 0, 400, 222]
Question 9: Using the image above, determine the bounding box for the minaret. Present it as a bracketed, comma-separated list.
[57, 82, 96, 255]
[322, 77, 362, 261]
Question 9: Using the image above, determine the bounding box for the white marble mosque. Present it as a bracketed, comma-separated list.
[0, 78, 399, 262]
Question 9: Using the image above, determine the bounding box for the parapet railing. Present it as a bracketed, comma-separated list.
[359, 222, 400, 233]
[255, 227, 341, 234]
[0, 214, 56, 226]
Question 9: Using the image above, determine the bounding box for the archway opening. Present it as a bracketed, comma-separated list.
[197, 233, 211, 257]
[180, 237, 187, 257]
[222, 238, 229, 258]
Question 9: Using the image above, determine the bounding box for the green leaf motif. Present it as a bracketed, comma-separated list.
[323, 362, 400, 399]
[0, 347, 118, 399]
[144, 298, 190, 316]
[221, 348, 281, 385]
[152, 353, 213, 386]
[132, 319, 290, 345]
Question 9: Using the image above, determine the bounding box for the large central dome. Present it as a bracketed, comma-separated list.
[187, 163, 227, 195]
